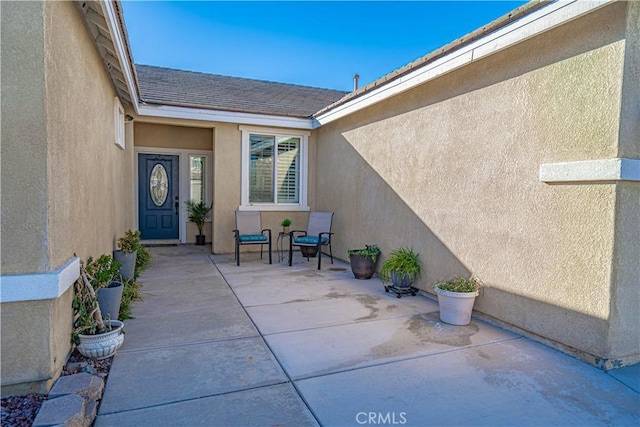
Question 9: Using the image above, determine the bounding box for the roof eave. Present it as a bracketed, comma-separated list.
[314, 0, 614, 123]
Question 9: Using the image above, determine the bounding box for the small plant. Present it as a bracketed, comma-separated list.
[434, 276, 482, 293]
[347, 245, 381, 263]
[119, 276, 143, 320]
[134, 245, 151, 279]
[380, 247, 421, 284]
[72, 262, 108, 344]
[85, 255, 122, 289]
[280, 218, 293, 227]
[117, 229, 141, 253]
[185, 200, 213, 235]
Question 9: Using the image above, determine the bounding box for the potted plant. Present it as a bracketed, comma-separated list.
[380, 247, 421, 289]
[347, 245, 381, 279]
[434, 276, 481, 325]
[281, 218, 292, 234]
[185, 199, 212, 245]
[114, 229, 139, 280]
[85, 255, 123, 321]
[72, 262, 124, 360]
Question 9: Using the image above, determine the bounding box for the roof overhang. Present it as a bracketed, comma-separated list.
[137, 103, 316, 129]
[314, 0, 615, 126]
[76, 0, 138, 107]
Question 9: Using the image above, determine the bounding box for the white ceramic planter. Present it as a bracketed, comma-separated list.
[77, 320, 125, 360]
[435, 287, 479, 325]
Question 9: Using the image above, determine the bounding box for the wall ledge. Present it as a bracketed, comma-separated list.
[0, 257, 79, 303]
[539, 158, 640, 183]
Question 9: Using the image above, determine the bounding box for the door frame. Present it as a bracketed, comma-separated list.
[135, 147, 213, 243]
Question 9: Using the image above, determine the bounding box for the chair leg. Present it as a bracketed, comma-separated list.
[329, 242, 334, 264]
[260, 244, 263, 259]
[268, 239, 272, 264]
[289, 241, 293, 266]
[236, 240, 240, 266]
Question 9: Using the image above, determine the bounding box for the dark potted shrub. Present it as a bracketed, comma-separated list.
[114, 229, 139, 280]
[434, 276, 481, 325]
[347, 245, 381, 279]
[72, 262, 124, 359]
[380, 247, 421, 289]
[185, 199, 212, 245]
[85, 254, 123, 321]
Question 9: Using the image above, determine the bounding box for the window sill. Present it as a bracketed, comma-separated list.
[239, 204, 310, 212]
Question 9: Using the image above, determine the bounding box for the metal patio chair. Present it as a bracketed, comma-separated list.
[233, 210, 272, 266]
[289, 211, 334, 270]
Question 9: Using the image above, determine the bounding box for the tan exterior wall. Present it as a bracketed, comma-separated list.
[1, 1, 135, 394]
[134, 122, 213, 150]
[1, 1, 49, 274]
[315, 2, 634, 364]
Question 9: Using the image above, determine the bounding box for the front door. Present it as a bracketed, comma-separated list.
[138, 154, 179, 240]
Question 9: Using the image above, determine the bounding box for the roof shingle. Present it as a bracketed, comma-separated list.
[136, 64, 348, 118]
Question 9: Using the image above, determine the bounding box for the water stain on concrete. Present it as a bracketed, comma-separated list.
[371, 313, 480, 359]
[355, 295, 381, 321]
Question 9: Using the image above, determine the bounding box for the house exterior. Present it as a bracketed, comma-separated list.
[1, 0, 638, 396]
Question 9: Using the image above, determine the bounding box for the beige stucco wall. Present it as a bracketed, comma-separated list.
[1, 1, 135, 394]
[315, 2, 635, 365]
[134, 122, 213, 150]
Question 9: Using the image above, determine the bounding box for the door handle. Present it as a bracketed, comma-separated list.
[175, 197, 179, 215]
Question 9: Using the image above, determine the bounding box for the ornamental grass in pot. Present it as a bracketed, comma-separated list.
[114, 229, 139, 280]
[434, 276, 482, 325]
[380, 247, 421, 288]
[347, 245, 381, 279]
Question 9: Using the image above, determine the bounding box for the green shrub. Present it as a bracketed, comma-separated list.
[347, 245, 381, 262]
[380, 247, 421, 283]
[435, 276, 481, 293]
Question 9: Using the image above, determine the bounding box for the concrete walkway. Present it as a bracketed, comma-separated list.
[95, 245, 639, 426]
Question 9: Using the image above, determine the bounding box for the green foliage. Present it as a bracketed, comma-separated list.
[185, 200, 213, 235]
[347, 245, 381, 262]
[85, 255, 121, 289]
[380, 247, 421, 283]
[280, 218, 292, 227]
[72, 264, 107, 344]
[435, 276, 482, 293]
[134, 244, 152, 279]
[119, 277, 143, 321]
[117, 229, 141, 253]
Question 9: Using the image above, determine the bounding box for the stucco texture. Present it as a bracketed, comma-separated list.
[315, 2, 633, 363]
[1, 1, 135, 393]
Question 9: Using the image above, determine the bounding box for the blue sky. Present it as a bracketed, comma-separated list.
[121, 1, 528, 91]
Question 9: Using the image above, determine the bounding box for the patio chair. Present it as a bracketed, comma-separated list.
[233, 210, 272, 266]
[289, 212, 334, 270]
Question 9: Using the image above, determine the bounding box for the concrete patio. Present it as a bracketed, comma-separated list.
[95, 245, 639, 426]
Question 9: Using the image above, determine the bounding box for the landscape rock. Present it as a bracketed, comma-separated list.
[32, 394, 86, 427]
[48, 373, 104, 401]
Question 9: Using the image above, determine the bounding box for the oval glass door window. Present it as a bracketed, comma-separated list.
[150, 164, 169, 206]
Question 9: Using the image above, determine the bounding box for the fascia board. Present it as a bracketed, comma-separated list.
[102, 1, 140, 112]
[138, 104, 315, 130]
[314, 0, 614, 126]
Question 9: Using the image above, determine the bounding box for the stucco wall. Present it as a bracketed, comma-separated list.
[1, 1, 135, 394]
[1, 1, 49, 275]
[134, 122, 213, 150]
[315, 2, 632, 363]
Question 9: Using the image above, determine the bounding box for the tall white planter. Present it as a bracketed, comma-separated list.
[435, 287, 479, 325]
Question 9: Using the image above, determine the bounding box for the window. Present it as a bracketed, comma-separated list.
[240, 126, 309, 211]
[189, 155, 206, 203]
[114, 97, 125, 149]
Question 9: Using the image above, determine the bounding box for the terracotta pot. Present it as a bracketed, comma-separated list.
[349, 254, 379, 279]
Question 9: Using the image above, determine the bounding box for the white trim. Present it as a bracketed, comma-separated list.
[101, 1, 140, 111]
[314, 0, 613, 126]
[138, 104, 315, 130]
[539, 158, 640, 183]
[114, 97, 125, 149]
[239, 126, 311, 211]
[135, 147, 213, 243]
[1, 257, 79, 303]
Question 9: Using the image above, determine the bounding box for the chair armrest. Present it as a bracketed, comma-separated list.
[262, 228, 272, 239]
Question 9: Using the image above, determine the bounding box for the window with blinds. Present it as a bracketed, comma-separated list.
[249, 134, 300, 204]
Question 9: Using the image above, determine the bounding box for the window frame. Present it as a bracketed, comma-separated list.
[239, 126, 310, 212]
